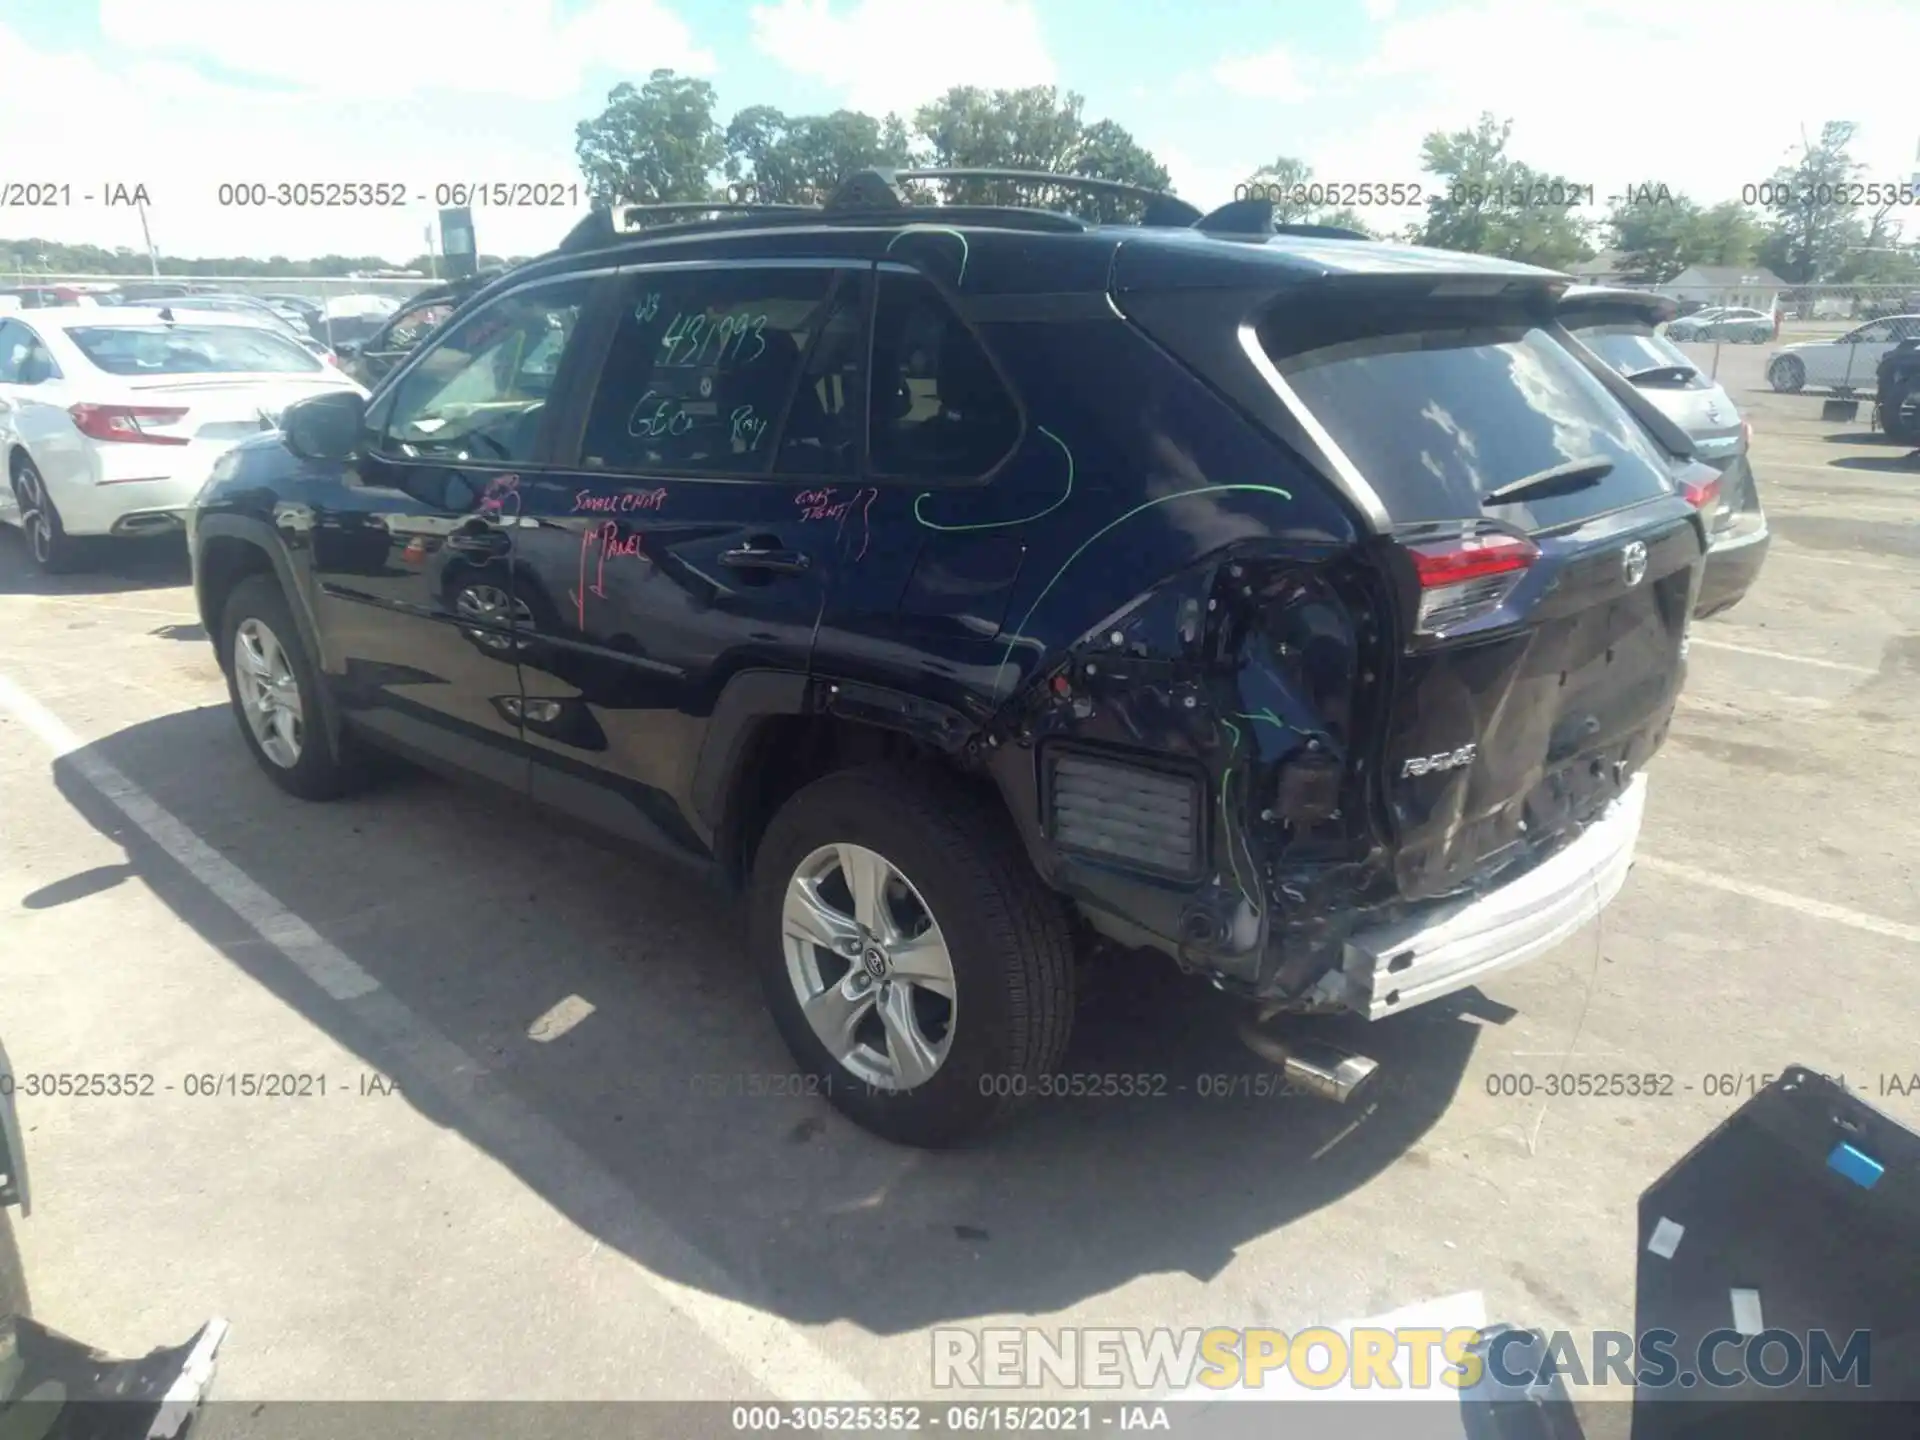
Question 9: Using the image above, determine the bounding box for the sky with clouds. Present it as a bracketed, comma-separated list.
[3, 0, 1918, 265]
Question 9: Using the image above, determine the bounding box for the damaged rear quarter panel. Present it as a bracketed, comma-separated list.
[937, 319, 1391, 996]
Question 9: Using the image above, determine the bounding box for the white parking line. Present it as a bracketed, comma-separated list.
[2, 595, 200, 621]
[1686, 637, 1876, 674]
[1755, 458, 1918, 481]
[1763, 549, 1908, 576]
[0, 668, 873, 1403]
[1637, 856, 1920, 946]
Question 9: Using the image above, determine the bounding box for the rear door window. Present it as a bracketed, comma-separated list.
[1261, 298, 1677, 531]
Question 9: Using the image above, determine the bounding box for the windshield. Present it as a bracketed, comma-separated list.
[1571, 323, 1704, 385]
[1263, 297, 1676, 531]
[67, 324, 325, 376]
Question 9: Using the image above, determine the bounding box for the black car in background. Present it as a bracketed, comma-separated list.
[1878, 336, 1920, 443]
[189, 170, 1719, 1146]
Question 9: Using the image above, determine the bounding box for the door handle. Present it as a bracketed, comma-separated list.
[719, 545, 810, 574]
[446, 526, 510, 555]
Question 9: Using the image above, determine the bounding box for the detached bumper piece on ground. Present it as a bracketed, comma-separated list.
[1462, 1068, 1919, 1440]
[0, 1315, 226, 1440]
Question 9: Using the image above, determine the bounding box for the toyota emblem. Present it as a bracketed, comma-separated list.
[1621, 540, 1648, 588]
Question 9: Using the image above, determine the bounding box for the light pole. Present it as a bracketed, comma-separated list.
[136, 200, 161, 278]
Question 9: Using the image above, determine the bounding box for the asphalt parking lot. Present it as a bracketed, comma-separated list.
[1, 335, 1915, 1405]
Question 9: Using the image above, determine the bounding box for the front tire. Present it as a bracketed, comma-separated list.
[219, 574, 361, 800]
[749, 764, 1075, 1147]
[10, 458, 79, 575]
[1769, 356, 1805, 393]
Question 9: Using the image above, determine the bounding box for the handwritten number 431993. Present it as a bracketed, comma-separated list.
[635, 293, 769, 368]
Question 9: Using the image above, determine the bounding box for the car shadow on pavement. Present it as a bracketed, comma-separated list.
[48, 704, 1483, 1335]
[1830, 453, 1920, 472]
[0, 532, 191, 596]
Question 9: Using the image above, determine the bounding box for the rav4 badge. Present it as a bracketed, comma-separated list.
[1401, 744, 1478, 778]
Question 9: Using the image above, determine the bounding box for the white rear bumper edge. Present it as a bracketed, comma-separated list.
[1341, 774, 1649, 1021]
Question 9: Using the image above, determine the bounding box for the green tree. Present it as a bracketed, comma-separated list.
[912, 86, 1170, 219]
[575, 69, 724, 207]
[1237, 155, 1376, 234]
[1689, 200, 1765, 269]
[1606, 185, 1763, 282]
[1415, 113, 1593, 269]
[1606, 182, 1700, 282]
[723, 106, 915, 204]
[1754, 121, 1869, 284]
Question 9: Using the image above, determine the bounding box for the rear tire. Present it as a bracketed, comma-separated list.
[9, 458, 79, 575]
[0, 1207, 28, 1319]
[1769, 356, 1805, 393]
[748, 764, 1075, 1147]
[1884, 382, 1920, 443]
[219, 574, 362, 801]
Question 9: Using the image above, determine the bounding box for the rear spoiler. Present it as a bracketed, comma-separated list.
[1558, 284, 1679, 328]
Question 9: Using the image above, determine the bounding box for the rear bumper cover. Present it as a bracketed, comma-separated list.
[1337, 773, 1648, 1020]
[1696, 518, 1771, 619]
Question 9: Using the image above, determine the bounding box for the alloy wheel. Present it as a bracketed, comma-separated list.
[233, 617, 305, 768]
[780, 842, 957, 1091]
[14, 470, 53, 567]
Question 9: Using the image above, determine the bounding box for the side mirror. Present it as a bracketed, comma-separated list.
[282, 390, 367, 462]
[334, 340, 361, 359]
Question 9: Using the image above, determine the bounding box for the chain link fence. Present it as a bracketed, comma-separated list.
[1617, 282, 1920, 390]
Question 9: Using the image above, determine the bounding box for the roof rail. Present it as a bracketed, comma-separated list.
[559, 201, 812, 253]
[826, 168, 1202, 226]
[1193, 198, 1373, 241]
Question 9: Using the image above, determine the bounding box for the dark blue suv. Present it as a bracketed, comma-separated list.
[188, 171, 1717, 1146]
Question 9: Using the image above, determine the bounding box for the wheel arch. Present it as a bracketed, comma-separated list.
[193, 514, 347, 750]
[697, 671, 998, 888]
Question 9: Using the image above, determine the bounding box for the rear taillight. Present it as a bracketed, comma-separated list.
[1740, 418, 1752, 451]
[1403, 532, 1539, 634]
[1680, 472, 1721, 513]
[69, 403, 190, 445]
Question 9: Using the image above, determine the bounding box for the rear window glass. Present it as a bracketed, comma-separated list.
[1261, 300, 1676, 531]
[67, 324, 322, 376]
[1570, 323, 1706, 388]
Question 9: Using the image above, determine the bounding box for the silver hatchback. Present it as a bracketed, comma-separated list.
[1562, 286, 1770, 618]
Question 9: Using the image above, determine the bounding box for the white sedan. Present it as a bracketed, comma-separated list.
[0, 307, 364, 572]
[1767, 314, 1920, 394]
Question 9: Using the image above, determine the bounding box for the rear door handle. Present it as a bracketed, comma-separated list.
[446, 526, 511, 555]
[719, 545, 810, 574]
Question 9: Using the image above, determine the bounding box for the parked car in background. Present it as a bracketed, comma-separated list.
[1861, 292, 1920, 320]
[1563, 286, 1769, 617]
[1667, 307, 1773, 343]
[1768, 314, 1920, 394]
[0, 285, 101, 309]
[114, 281, 194, 303]
[0, 307, 364, 572]
[336, 273, 500, 386]
[190, 175, 1718, 1145]
[261, 293, 327, 334]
